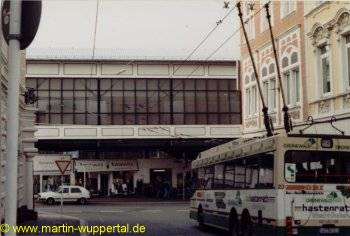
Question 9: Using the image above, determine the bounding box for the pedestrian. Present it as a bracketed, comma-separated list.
[122, 182, 128, 196]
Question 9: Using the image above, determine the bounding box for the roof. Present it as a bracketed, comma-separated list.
[192, 135, 278, 169]
[26, 47, 237, 62]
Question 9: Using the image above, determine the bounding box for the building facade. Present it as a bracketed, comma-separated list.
[0, 30, 37, 222]
[303, 1, 350, 135]
[240, 0, 307, 137]
[26, 59, 242, 197]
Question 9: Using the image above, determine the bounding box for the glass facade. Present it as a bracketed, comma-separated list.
[27, 78, 241, 125]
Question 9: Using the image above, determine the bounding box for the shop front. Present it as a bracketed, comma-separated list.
[33, 155, 72, 194]
[74, 159, 139, 197]
[33, 155, 191, 198]
[74, 158, 190, 198]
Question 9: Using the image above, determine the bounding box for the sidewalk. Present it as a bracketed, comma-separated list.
[18, 213, 81, 236]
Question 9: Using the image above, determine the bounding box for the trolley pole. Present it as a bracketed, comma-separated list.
[5, 1, 22, 234]
[237, 1, 273, 137]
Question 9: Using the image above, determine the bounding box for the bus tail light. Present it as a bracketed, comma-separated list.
[285, 216, 293, 236]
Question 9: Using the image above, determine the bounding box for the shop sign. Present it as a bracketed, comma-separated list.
[108, 160, 139, 171]
[75, 160, 104, 172]
[75, 159, 138, 172]
[34, 155, 71, 172]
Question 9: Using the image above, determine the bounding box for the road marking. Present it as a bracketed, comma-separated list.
[139, 209, 162, 213]
[176, 209, 189, 212]
[100, 210, 124, 213]
[62, 210, 83, 213]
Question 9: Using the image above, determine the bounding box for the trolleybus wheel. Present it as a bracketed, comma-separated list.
[240, 211, 253, 236]
[198, 206, 205, 227]
[46, 198, 55, 205]
[230, 210, 239, 236]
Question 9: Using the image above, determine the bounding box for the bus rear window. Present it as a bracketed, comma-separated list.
[285, 150, 350, 183]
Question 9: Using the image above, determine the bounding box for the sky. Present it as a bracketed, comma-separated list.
[27, 0, 240, 60]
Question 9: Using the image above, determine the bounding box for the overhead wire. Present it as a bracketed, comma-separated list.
[145, 3, 238, 104]
[185, 2, 267, 80]
[145, 1, 269, 114]
[171, 4, 237, 78]
[128, 2, 238, 122]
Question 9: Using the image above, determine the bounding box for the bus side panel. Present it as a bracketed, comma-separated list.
[190, 190, 204, 221]
[200, 189, 278, 231]
[200, 190, 230, 230]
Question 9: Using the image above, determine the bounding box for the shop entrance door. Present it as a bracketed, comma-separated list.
[100, 174, 109, 196]
[150, 169, 172, 198]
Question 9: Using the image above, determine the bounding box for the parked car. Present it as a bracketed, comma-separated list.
[37, 185, 90, 205]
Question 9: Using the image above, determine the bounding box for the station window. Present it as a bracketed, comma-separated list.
[27, 78, 241, 125]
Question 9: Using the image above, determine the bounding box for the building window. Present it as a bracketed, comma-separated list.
[27, 78, 241, 125]
[270, 78, 276, 109]
[246, 88, 251, 115]
[244, 72, 258, 118]
[281, 0, 295, 18]
[251, 85, 257, 114]
[261, 64, 276, 112]
[319, 45, 331, 95]
[284, 71, 291, 105]
[281, 51, 300, 107]
[263, 80, 269, 107]
[346, 35, 350, 88]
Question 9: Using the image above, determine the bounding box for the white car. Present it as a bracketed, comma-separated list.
[37, 186, 90, 205]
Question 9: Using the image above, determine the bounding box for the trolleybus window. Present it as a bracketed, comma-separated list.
[194, 152, 274, 190]
[214, 164, 224, 189]
[285, 150, 350, 183]
[224, 162, 235, 188]
[204, 166, 214, 190]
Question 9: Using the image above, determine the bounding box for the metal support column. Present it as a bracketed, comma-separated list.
[5, 0, 22, 232]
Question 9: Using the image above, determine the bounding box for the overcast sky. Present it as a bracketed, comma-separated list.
[27, 0, 240, 60]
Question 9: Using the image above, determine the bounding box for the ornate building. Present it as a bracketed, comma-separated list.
[240, 1, 307, 137]
[304, 1, 350, 135]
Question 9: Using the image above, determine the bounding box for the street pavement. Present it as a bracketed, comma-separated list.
[31, 201, 225, 236]
[19, 212, 81, 236]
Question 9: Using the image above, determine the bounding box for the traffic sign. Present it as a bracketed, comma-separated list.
[1, 0, 42, 50]
[55, 160, 71, 175]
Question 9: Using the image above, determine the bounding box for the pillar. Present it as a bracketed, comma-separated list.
[97, 173, 101, 191]
[24, 155, 34, 209]
[70, 168, 76, 186]
[108, 173, 113, 196]
[39, 174, 43, 193]
[21, 106, 38, 206]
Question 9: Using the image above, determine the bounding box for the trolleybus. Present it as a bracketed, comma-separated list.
[190, 134, 350, 235]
